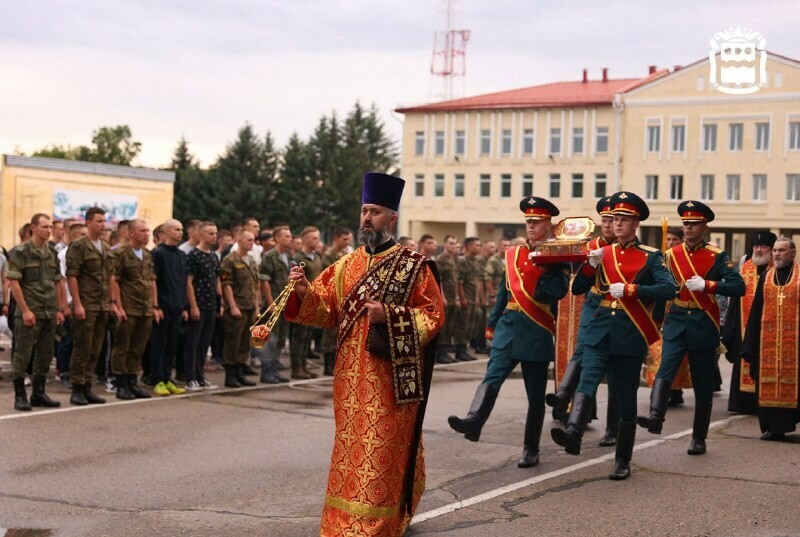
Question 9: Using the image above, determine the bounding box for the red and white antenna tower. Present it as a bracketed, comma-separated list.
[430, 0, 470, 101]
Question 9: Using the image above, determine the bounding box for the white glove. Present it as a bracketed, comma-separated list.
[685, 275, 706, 292]
[609, 283, 625, 298]
[588, 248, 604, 268]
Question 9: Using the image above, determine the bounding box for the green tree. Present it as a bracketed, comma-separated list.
[268, 134, 314, 229]
[170, 136, 212, 224]
[32, 124, 142, 165]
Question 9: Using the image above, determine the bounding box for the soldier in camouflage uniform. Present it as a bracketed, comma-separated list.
[7, 214, 66, 411]
[455, 237, 482, 361]
[110, 219, 159, 400]
[221, 231, 259, 388]
[289, 226, 323, 379]
[471, 242, 495, 354]
[256, 225, 293, 384]
[320, 228, 353, 375]
[436, 235, 460, 364]
[66, 207, 114, 406]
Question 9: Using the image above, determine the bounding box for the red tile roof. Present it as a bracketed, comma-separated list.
[396, 71, 669, 113]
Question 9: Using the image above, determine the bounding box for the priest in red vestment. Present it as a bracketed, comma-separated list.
[283, 172, 444, 536]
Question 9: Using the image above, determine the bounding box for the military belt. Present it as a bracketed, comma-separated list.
[599, 299, 622, 309]
[672, 298, 702, 309]
[505, 302, 521, 312]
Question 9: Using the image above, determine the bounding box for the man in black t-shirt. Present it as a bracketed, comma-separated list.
[185, 222, 222, 391]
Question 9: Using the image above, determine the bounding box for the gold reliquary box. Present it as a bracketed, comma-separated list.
[529, 216, 595, 263]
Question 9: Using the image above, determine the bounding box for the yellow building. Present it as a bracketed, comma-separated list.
[397, 52, 800, 260]
[0, 154, 174, 248]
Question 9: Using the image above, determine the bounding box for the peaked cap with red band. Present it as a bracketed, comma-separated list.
[677, 200, 715, 223]
[609, 191, 650, 221]
[519, 196, 560, 221]
[596, 196, 613, 216]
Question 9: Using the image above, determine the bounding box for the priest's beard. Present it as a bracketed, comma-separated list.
[358, 225, 392, 251]
[752, 253, 771, 266]
[774, 258, 793, 269]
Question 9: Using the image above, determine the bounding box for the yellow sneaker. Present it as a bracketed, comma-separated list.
[153, 382, 170, 396]
[165, 380, 186, 395]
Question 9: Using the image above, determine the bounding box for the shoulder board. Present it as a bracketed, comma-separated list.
[636, 244, 659, 253]
[705, 244, 723, 254]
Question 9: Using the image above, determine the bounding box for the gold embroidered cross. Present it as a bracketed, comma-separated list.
[778, 287, 786, 307]
[394, 318, 411, 333]
[348, 300, 359, 313]
[343, 394, 358, 418]
[361, 430, 382, 454]
[340, 428, 357, 449]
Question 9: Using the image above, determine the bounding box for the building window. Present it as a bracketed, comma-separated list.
[454, 130, 465, 156]
[670, 175, 683, 200]
[501, 129, 512, 155]
[523, 129, 534, 155]
[415, 132, 425, 156]
[647, 125, 660, 153]
[726, 174, 741, 201]
[549, 128, 561, 155]
[594, 173, 607, 198]
[572, 128, 584, 155]
[595, 127, 609, 153]
[753, 174, 767, 201]
[434, 173, 444, 197]
[703, 124, 717, 152]
[787, 174, 800, 201]
[755, 123, 770, 151]
[500, 173, 512, 197]
[454, 174, 465, 198]
[480, 130, 491, 155]
[522, 174, 533, 197]
[789, 122, 800, 150]
[549, 173, 561, 198]
[414, 174, 424, 196]
[480, 174, 491, 197]
[434, 131, 445, 156]
[571, 173, 584, 198]
[671, 124, 685, 153]
[645, 175, 659, 200]
[729, 123, 743, 151]
[701, 174, 714, 201]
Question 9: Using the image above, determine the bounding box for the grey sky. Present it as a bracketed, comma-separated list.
[2, 0, 798, 168]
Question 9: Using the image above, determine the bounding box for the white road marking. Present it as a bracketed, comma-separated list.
[411, 414, 748, 526]
[0, 358, 489, 422]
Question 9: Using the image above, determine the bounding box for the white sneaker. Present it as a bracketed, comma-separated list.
[24, 375, 31, 387]
[104, 377, 117, 393]
[185, 380, 203, 392]
[199, 379, 218, 390]
[251, 357, 262, 366]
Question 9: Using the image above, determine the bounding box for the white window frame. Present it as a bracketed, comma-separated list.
[414, 131, 425, 156]
[522, 174, 533, 197]
[454, 130, 465, 156]
[671, 123, 686, 154]
[703, 124, 717, 152]
[501, 129, 512, 156]
[595, 126, 609, 154]
[434, 131, 445, 156]
[755, 123, 770, 152]
[571, 173, 584, 198]
[752, 174, 767, 202]
[480, 129, 491, 155]
[594, 173, 607, 198]
[786, 174, 800, 202]
[726, 174, 741, 202]
[479, 174, 491, 197]
[701, 174, 715, 201]
[572, 127, 584, 155]
[433, 173, 445, 197]
[549, 173, 561, 198]
[788, 121, 800, 151]
[523, 129, 535, 155]
[454, 173, 465, 198]
[646, 124, 661, 154]
[729, 123, 743, 152]
[645, 175, 659, 200]
[669, 174, 683, 200]
[414, 174, 425, 197]
[500, 173, 512, 198]
[549, 128, 561, 155]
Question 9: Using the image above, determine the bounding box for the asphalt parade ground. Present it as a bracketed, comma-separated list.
[0, 354, 798, 537]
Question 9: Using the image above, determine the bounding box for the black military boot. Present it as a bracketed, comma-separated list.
[30, 375, 61, 408]
[236, 364, 256, 386]
[545, 360, 582, 417]
[435, 345, 456, 364]
[598, 392, 619, 447]
[259, 359, 280, 384]
[13, 378, 32, 411]
[448, 384, 499, 441]
[518, 405, 545, 468]
[83, 383, 106, 404]
[551, 392, 593, 455]
[115, 374, 136, 400]
[70, 383, 89, 406]
[687, 402, 713, 455]
[455, 344, 476, 362]
[668, 389, 684, 407]
[609, 421, 636, 480]
[636, 378, 670, 434]
[241, 364, 258, 376]
[323, 352, 336, 376]
[224, 365, 241, 388]
[128, 375, 152, 399]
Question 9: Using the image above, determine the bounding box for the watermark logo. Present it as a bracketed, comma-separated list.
[709, 27, 767, 95]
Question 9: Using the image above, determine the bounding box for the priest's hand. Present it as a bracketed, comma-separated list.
[289, 265, 309, 300]
[685, 275, 706, 292]
[365, 297, 387, 324]
[609, 283, 625, 298]
[588, 248, 604, 268]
